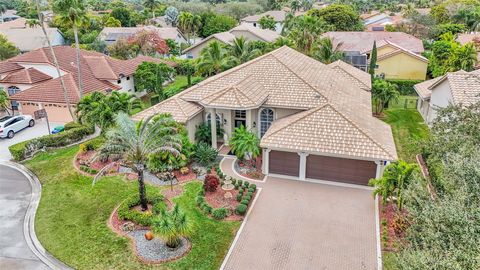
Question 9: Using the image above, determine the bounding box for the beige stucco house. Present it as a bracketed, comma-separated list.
[182, 25, 280, 59]
[414, 69, 480, 124]
[134, 46, 397, 186]
[1, 46, 175, 122]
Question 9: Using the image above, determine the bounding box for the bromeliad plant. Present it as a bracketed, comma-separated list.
[229, 125, 260, 167]
[152, 205, 193, 248]
[98, 112, 182, 211]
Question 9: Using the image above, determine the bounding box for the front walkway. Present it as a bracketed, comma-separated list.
[219, 157, 379, 270]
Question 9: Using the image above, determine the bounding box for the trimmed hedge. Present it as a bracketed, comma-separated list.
[386, 79, 422, 95]
[235, 204, 248, 215]
[9, 124, 95, 161]
[117, 193, 165, 226]
[212, 208, 228, 220]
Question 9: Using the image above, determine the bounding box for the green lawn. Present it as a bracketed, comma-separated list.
[381, 98, 430, 162]
[26, 146, 239, 270]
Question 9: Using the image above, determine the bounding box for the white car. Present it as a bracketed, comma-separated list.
[0, 115, 35, 139]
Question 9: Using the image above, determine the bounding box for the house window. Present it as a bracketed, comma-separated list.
[259, 108, 274, 137]
[234, 110, 246, 128]
[206, 113, 221, 126]
[7, 86, 20, 96]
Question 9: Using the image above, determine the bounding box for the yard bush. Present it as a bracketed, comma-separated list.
[212, 208, 228, 220]
[193, 142, 218, 166]
[239, 189, 244, 195]
[248, 187, 255, 193]
[235, 204, 248, 215]
[234, 183, 239, 190]
[117, 193, 165, 226]
[236, 193, 242, 202]
[387, 79, 422, 95]
[79, 165, 98, 175]
[203, 174, 220, 192]
[250, 184, 256, 190]
[237, 179, 243, 186]
[243, 181, 250, 188]
[9, 124, 95, 161]
[195, 195, 205, 206]
[64, 122, 83, 130]
[241, 199, 250, 205]
[243, 195, 252, 202]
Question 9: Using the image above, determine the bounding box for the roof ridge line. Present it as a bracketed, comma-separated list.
[327, 104, 395, 160]
[25, 68, 32, 84]
[262, 105, 328, 140]
[331, 64, 368, 89]
[269, 50, 330, 102]
[174, 97, 189, 118]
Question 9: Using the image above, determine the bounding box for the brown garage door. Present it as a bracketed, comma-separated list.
[306, 155, 376, 185]
[269, 150, 299, 177]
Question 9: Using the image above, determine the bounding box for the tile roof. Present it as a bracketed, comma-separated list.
[0, 67, 52, 84]
[230, 24, 280, 42]
[260, 104, 397, 160]
[0, 27, 62, 52]
[414, 76, 442, 99]
[199, 76, 268, 109]
[99, 26, 185, 45]
[323, 31, 424, 54]
[431, 71, 480, 106]
[131, 96, 203, 123]
[328, 60, 371, 90]
[241, 10, 286, 22]
[373, 40, 428, 63]
[0, 61, 23, 74]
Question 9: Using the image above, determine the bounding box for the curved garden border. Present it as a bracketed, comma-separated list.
[219, 156, 267, 183]
[0, 161, 73, 270]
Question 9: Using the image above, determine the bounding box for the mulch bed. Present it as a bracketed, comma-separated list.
[204, 188, 245, 221]
[236, 159, 265, 180]
[74, 150, 120, 176]
[173, 166, 197, 183]
[380, 201, 409, 252]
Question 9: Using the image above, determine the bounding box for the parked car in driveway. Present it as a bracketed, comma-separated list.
[0, 115, 35, 139]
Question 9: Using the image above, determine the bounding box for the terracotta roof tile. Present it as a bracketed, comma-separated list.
[414, 76, 442, 99]
[131, 96, 203, 123]
[0, 67, 52, 84]
[0, 61, 23, 74]
[328, 60, 371, 90]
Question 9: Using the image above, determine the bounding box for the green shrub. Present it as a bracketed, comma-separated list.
[117, 193, 165, 226]
[231, 178, 237, 184]
[194, 142, 218, 166]
[243, 195, 252, 202]
[239, 189, 244, 195]
[248, 187, 255, 193]
[250, 184, 256, 190]
[64, 122, 83, 130]
[237, 179, 243, 186]
[241, 199, 250, 205]
[234, 183, 239, 190]
[195, 196, 205, 206]
[235, 204, 248, 215]
[9, 124, 95, 161]
[236, 193, 242, 202]
[212, 208, 228, 220]
[201, 203, 212, 214]
[243, 181, 250, 188]
[386, 79, 422, 95]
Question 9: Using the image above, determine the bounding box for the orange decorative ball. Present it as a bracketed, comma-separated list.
[145, 231, 154, 241]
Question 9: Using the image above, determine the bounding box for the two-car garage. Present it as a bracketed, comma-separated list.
[267, 150, 378, 186]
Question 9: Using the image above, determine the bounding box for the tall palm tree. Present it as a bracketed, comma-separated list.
[196, 41, 233, 76]
[34, 1, 76, 121]
[290, 0, 300, 12]
[53, 0, 87, 98]
[281, 12, 295, 35]
[144, 0, 160, 19]
[99, 112, 182, 210]
[178, 12, 202, 45]
[288, 15, 327, 55]
[230, 37, 261, 65]
[313, 38, 344, 64]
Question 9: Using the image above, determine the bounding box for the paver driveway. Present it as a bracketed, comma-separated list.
[223, 177, 378, 270]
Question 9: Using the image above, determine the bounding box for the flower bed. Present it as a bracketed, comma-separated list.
[380, 202, 409, 252]
[235, 158, 265, 180]
[195, 175, 257, 221]
[117, 193, 166, 227]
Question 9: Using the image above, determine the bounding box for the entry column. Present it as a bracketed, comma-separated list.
[298, 152, 309, 180]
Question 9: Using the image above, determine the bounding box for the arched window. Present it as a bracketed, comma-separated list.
[206, 113, 221, 126]
[7, 86, 20, 96]
[260, 108, 274, 137]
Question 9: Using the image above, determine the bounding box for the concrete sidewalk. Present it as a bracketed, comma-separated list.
[0, 164, 49, 269]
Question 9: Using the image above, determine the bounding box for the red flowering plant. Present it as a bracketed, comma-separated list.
[203, 174, 220, 192]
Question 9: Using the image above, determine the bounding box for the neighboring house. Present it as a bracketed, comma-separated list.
[323, 31, 427, 80]
[98, 26, 187, 46]
[241, 10, 287, 34]
[1, 46, 175, 122]
[414, 69, 480, 124]
[182, 25, 280, 59]
[134, 46, 397, 186]
[361, 12, 404, 31]
[1, 10, 20, 22]
[0, 18, 65, 53]
[457, 33, 480, 68]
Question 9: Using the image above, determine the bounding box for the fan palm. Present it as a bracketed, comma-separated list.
[229, 125, 260, 166]
[288, 15, 328, 54]
[178, 12, 201, 45]
[230, 37, 261, 65]
[99, 112, 182, 210]
[52, 0, 88, 98]
[152, 204, 192, 248]
[34, 0, 75, 121]
[196, 41, 233, 76]
[313, 38, 344, 64]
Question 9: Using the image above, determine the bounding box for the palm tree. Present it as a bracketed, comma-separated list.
[229, 125, 260, 166]
[0, 4, 6, 24]
[52, 0, 87, 98]
[99, 112, 182, 210]
[313, 38, 344, 64]
[144, 0, 160, 19]
[281, 12, 295, 35]
[229, 37, 261, 65]
[179, 12, 196, 45]
[34, 0, 76, 121]
[196, 41, 233, 76]
[401, 3, 418, 18]
[152, 204, 192, 248]
[371, 79, 400, 114]
[290, 0, 300, 12]
[288, 15, 327, 55]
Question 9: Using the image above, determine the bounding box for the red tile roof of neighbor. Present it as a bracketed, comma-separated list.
[0, 68, 52, 84]
[4, 46, 175, 104]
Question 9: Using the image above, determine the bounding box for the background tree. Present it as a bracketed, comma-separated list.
[127, 30, 170, 56]
[369, 41, 377, 80]
[179, 12, 201, 45]
[0, 89, 10, 115]
[99, 113, 182, 211]
[307, 5, 363, 31]
[229, 37, 261, 65]
[0, 3, 6, 23]
[290, 0, 300, 12]
[288, 15, 328, 55]
[196, 41, 233, 76]
[53, 0, 87, 97]
[259, 15, 276, 31]
[313, 37, 343, 64]
[371, 79, 399, 114]
[177, 60, 195, 86]
[107, 38, 137, 59]
[165, 6, 179, 26]
[201, 13, 236, 37]
[111, 7, 133, 27]
[134, 62, 174, 98]
[103, 15, 121, 27]
[0, 34, 19, 60]
[143, 0, 160, 19]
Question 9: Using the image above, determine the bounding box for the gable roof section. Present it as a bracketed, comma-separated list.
[323, 31, 424, 54]
[373, 40, 428, 63]
[199, 76, 268, 109]
[414, 76, 442, 100]
[131, 96, 203, 123]
[0, 67, 52, 84]
[0, 61, 23, 74]
[428, 71, 480, 106]
[328, 60, 371, 90]
[241, 10, 286, 22]
[0, 27, 63, 52]
[260, 104, 397, 161]
[229, 25, 280, 42]
[99, 26, 185, 43]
